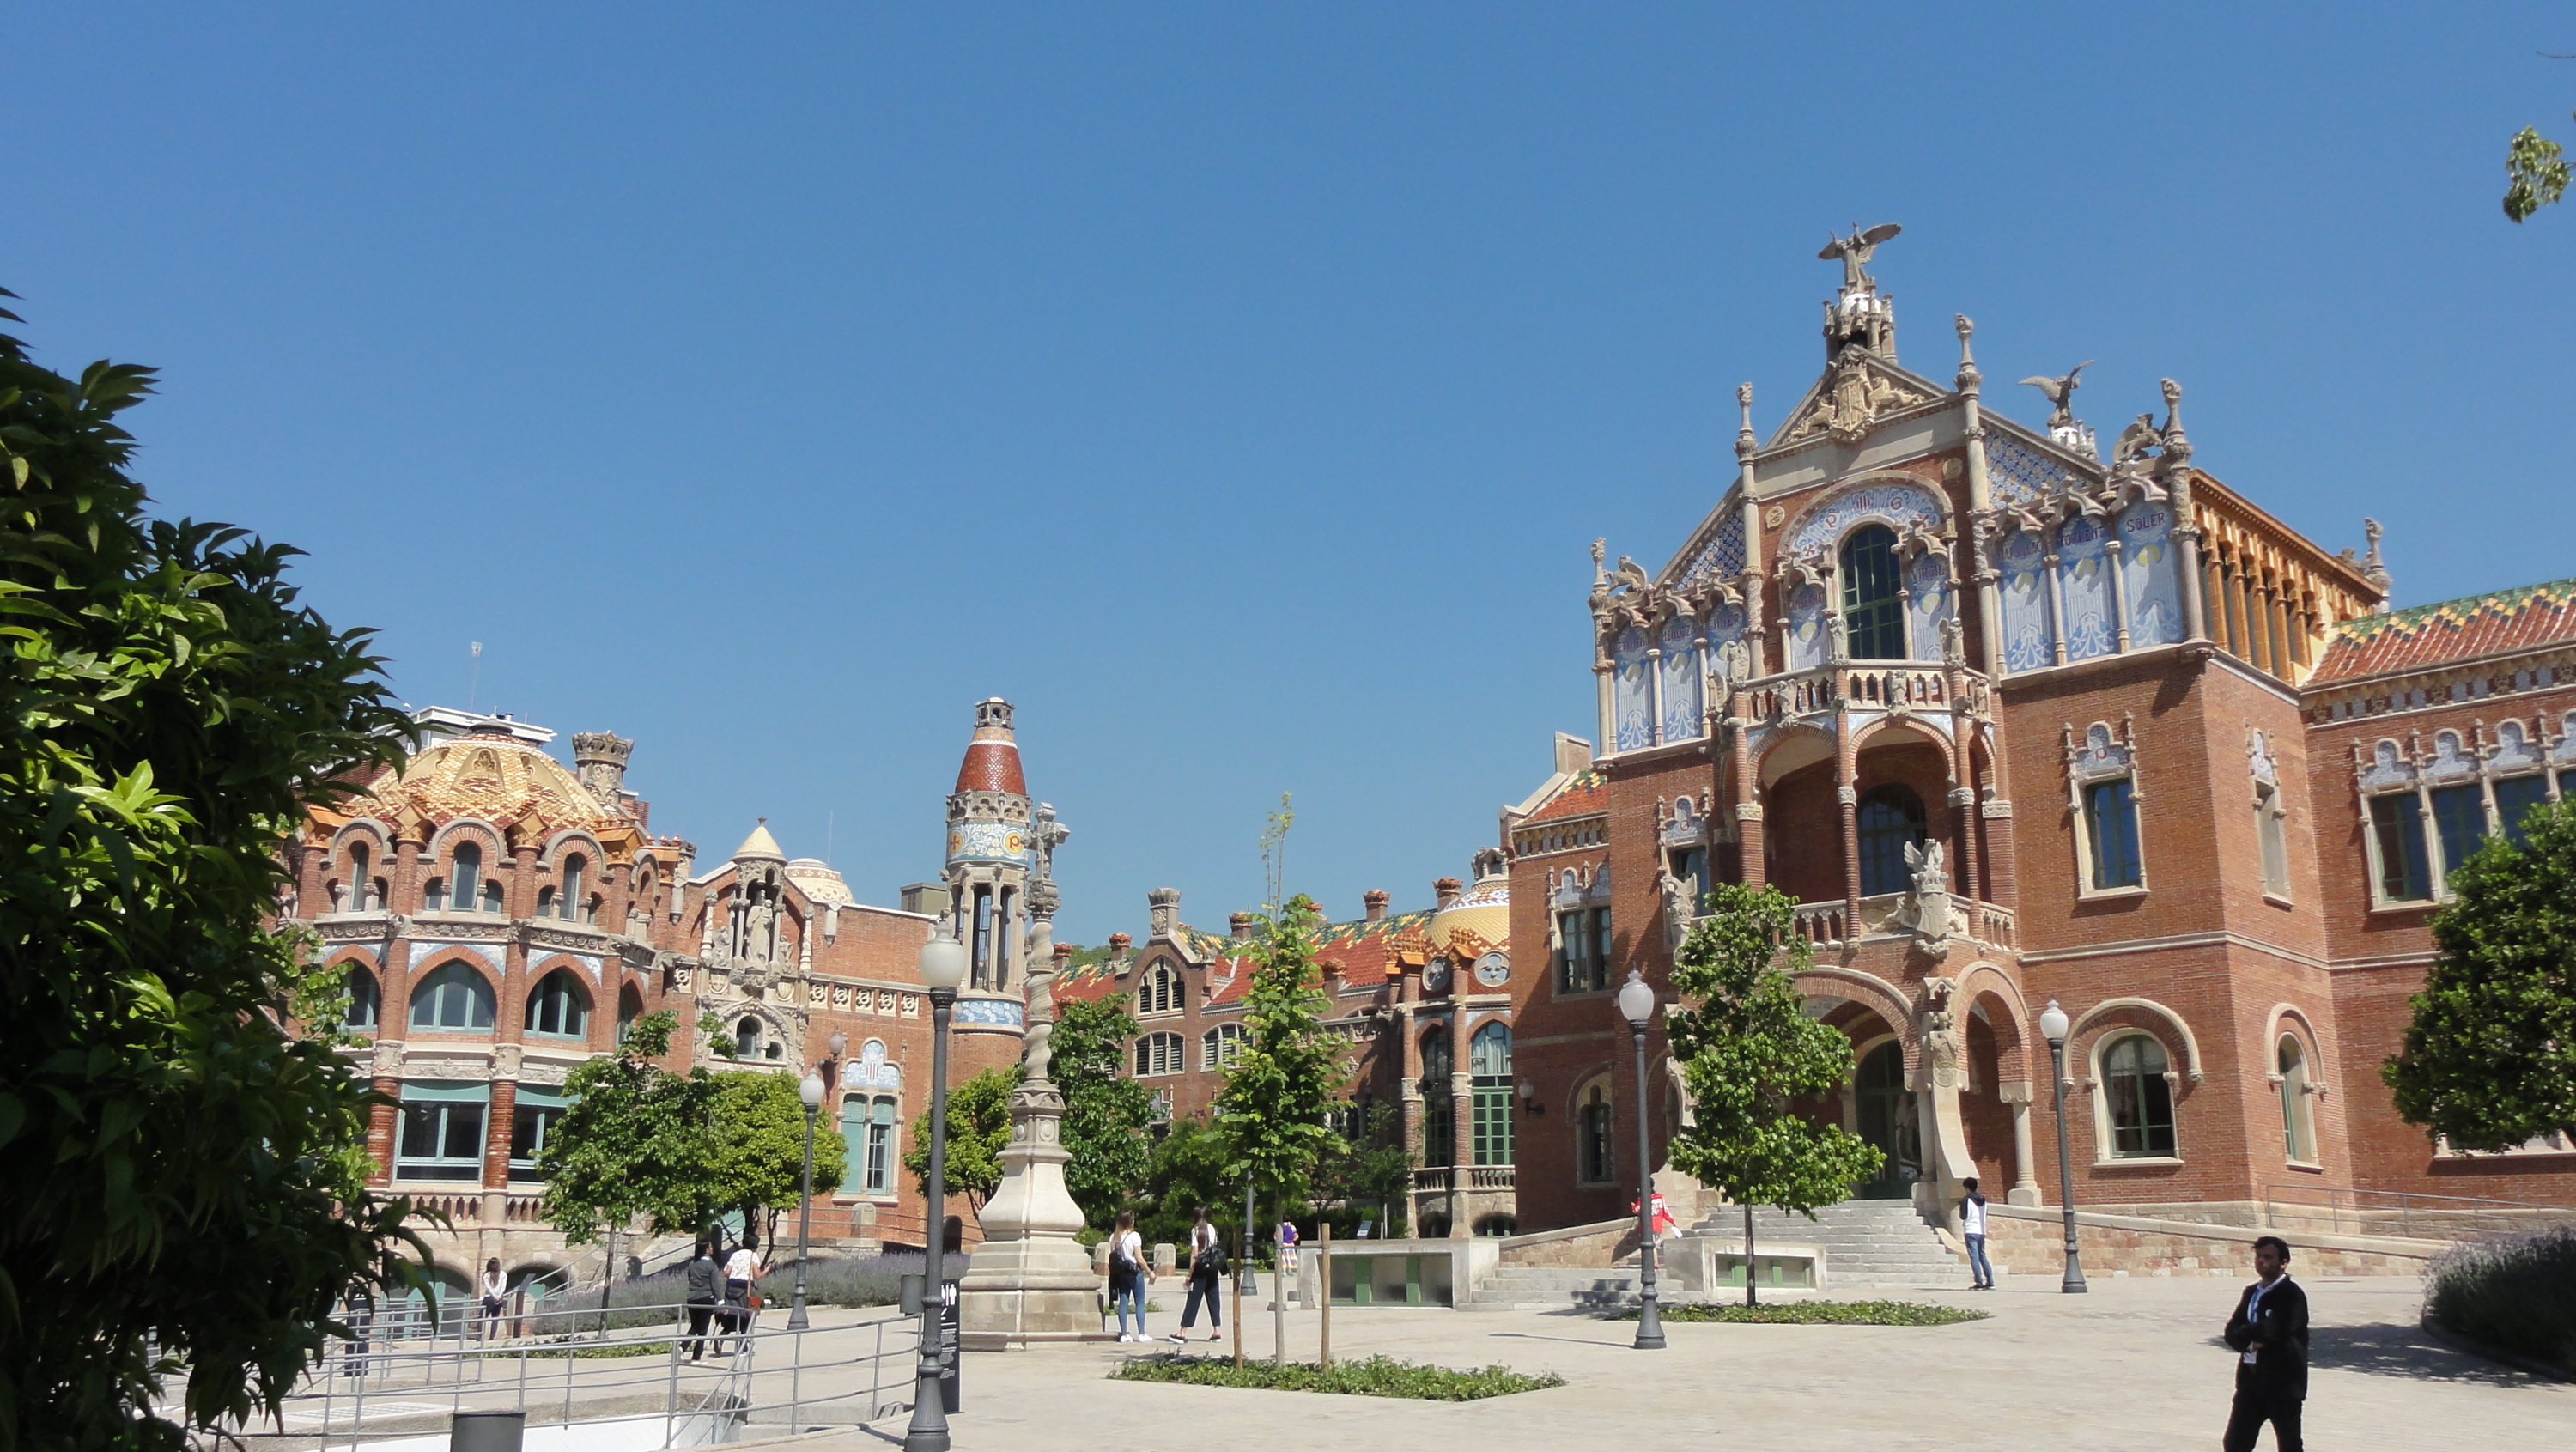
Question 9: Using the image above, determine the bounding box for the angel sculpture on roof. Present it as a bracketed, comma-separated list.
[1819, 222, 1903, 292]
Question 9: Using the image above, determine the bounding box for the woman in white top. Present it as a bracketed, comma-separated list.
[478, 1258, 507, 1341]
[722, 1235, 764, 1339]
[1169, 1208, 1224, 1344]
[1105, 1210, 1155, 1342]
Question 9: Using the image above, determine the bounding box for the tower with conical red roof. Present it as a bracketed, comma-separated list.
[944, 697, 1033, 993]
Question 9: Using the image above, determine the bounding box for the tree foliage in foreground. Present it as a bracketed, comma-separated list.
[1665, 883, 1882, 1301]
[1051, 995, 1155, 1230]
[1212, 893, 1344, 1211]
[0, 289, 425, 1450]
[2382, 805, 2576, 1151]
[2506, 112, 2573, 222]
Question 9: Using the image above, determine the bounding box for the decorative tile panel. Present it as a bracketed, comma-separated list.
[952, 996, 1025, 1027]
[1613, 628, 1654, 752]
[2057, 515, 2115, 661]
[1999, 529, 2055, 673]
[2118, 501, 2184, 647]
[1680, 511, 1747, 587]
[1985, 434, 2091, 507]
[1786, 483, 1944, 556]
[1658, 617, 1704, 744]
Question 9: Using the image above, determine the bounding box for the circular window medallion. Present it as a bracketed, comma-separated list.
[1473, 951, 1511, 987]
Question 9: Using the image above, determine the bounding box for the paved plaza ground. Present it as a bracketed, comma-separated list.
[849, 1276, 2570, 1452]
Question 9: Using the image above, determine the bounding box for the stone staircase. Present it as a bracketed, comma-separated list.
[1467, 1200, 1969, 1310]
[1693, 1200, 1969, 1291]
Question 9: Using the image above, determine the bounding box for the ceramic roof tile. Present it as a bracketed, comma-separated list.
[2309, 577, 2576, 685]
[1521, 769, 1607, 824]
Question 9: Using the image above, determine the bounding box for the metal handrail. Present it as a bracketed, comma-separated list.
[2263, 1182, 2576, 1241]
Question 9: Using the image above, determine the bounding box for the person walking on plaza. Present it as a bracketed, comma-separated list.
[721, 1233, 765, 1348]
[683, 1239, 723, 1362]
[2221, 1236, 2309, 1452]
[1106, 1210, 1153, 1343]
[1170, 1207, 1225, 1344]
[477, 1258, 507, 1340]
[1959, 1177, 1995, 1290]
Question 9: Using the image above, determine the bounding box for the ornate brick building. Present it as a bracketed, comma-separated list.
[1479, 229, 2576, 1236]
[277, 702, 1044, 1304]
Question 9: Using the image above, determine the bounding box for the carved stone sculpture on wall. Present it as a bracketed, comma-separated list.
[1917, 975, 1965, 1091]
[1899, 839, 1953, 951]
[1658, 867, 1694, 953]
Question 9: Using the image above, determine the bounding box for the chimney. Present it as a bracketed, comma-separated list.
[1553, 731, 1594, 776]
[1363, 889, 1389, 923]
[1229, 911, 1255, 940]
[573, 731, 635, 808]
[1434, 877, 1462, 910]
[1108, 932, 1133, 969]
[1053, 942, 1074, 966]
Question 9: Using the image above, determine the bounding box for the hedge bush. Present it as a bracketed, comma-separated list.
[2425, 1226, 2576, 1377]
[1109, 1353, 1563, 1400]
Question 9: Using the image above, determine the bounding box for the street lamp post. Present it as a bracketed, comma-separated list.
[1616, 969, 1666, 1350]
[2037, 1000, 2087, 1295]
[787, 1032, 847, 1334]
[904, 930, 969, 1452]
[788, 1070, 825, 1330]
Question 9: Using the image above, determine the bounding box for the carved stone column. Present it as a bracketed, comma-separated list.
[2000, 1081, 2042, 1206]
[957, 890, 1102, 1348]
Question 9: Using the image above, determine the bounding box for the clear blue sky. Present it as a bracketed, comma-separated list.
[9, 4, 2571, 945]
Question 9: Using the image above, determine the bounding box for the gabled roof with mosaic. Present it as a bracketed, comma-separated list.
[1521, 768, 1608, 824]
[1050, 906, 1440, 1005]
[310, 732, 639, 852]
[2309, 577, 2576, 686]
[1980, 417, 2104, 508]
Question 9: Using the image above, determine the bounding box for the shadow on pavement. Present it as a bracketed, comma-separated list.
[2304, 1322, 2540, 1386]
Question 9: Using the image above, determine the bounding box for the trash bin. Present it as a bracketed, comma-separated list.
[450, 1408, 526, 1452]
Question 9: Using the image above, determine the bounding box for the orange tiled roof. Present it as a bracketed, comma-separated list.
[1521, 769, 1607, 824]
[2309, 578, 2576, 686]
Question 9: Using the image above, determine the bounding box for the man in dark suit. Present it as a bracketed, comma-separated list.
[2221, 1236, 2309, 1452]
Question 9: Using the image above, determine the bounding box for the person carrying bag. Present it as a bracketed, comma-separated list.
[1169, 1207, 1226, 1343]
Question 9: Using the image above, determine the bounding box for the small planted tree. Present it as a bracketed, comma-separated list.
[1052, 996, 1157, 1230]
[538, 1012, 715, 1247]
[1665, 882, 1883, 1303]
[706, 1069, 848, 1250]
[906, 1064, 1018, 1224]
[2382, 804, 2576, 1151]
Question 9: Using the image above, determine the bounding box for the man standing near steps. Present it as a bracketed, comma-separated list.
[2220, 1236, 2309, 1452]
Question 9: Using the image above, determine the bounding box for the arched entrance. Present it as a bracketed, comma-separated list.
[1852, 1041, 1915, 1200]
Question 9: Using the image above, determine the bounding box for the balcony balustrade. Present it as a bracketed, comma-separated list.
[1735, 662, 1990, 726]
[1777, 891, 2015, 952]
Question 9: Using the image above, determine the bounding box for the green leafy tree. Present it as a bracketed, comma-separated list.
[1051, 997, 1156, 1230]
[1665, 882, 1883, 1304]
[1315, 1103, 1413, 1238]
[537, 1012, 717, 1245]
[2506, 113, 2573, 222]
[906, 1064, 1018, 1221]
[2382, 805, 2576, 1151]
[0, 289, 425, 1449]
[707, 1068, 847, 1248]
[1140, 1115, 1242, 1249]
[1212, 893, 1346, 1242]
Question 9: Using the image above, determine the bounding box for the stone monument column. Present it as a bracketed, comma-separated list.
[957, 808, 1104, 1348]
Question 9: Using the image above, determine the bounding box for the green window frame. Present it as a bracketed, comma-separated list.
[1419, 1032, 1455, 1169]
[1856, 785, 1927, 896]
[2428, 783, 2489, 876]
[1838, 524, 1906, 660]
[398, 1080, 490, 1182]
[524, 968, 589, 1039]
[2084, 778, 2142, 890]
[2103, 1036, 2176, 1158]
[2495, 775, 2552, 847]
[1469, 1023, 1514, 1167]
[410, 961, 495, 1031]
[508, 1084, 569, 1182]
[2368, 793, 2432, 902]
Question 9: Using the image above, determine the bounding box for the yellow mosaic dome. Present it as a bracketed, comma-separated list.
[1427, 877, 1509, 959]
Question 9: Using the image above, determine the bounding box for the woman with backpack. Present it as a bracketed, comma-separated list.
[1106, 1210, 1154, 1343]
[1169, 1207, 1224, 1344]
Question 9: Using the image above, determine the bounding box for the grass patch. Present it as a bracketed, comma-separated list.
[1606, 1300, 1988, 1327]
[2426, 1226, 2576, 1378]
[1109, 1353, 1563, 1400]
[483, 1340, 673, 1360]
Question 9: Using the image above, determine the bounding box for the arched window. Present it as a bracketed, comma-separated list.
[1576, 1078, 1614, 1184]
[1139, 962, 1183, 1017]
[1840, 524, 1906, 660]
[1134, 1032, 1185, 1077]
[1856, 785, 1927, 896]
[1470, 1023, 1514, 1167]
[422, 877, 446, 912]
[345, 841, 372, 910]
[1419, 1031, 1455, 1169]
[736, 1017, 762, 1060]
[409, 962, 495, 1031]
[844, 1095, 900, 1194]
[617, 985, 643, 1045]
[559, 855, 586, 921]
[2103, 1034, 2178, 1158]
[2278, 1036, 2314, 1163]
[1201, 1022, 1249, 1070]
[525, 969, 589, 1039]
[344, 964, 380, 1030]
[451, 842, 483, 913]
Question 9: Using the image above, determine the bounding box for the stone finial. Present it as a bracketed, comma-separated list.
[1146, 887, 1181, 940]
[1953, 314, 1978, 385]
[572, 731, 635, 808]
[1591, 537, 1607, 582]
[1363, 889, 1390, 923]
[2363, 518, 2392, 607]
